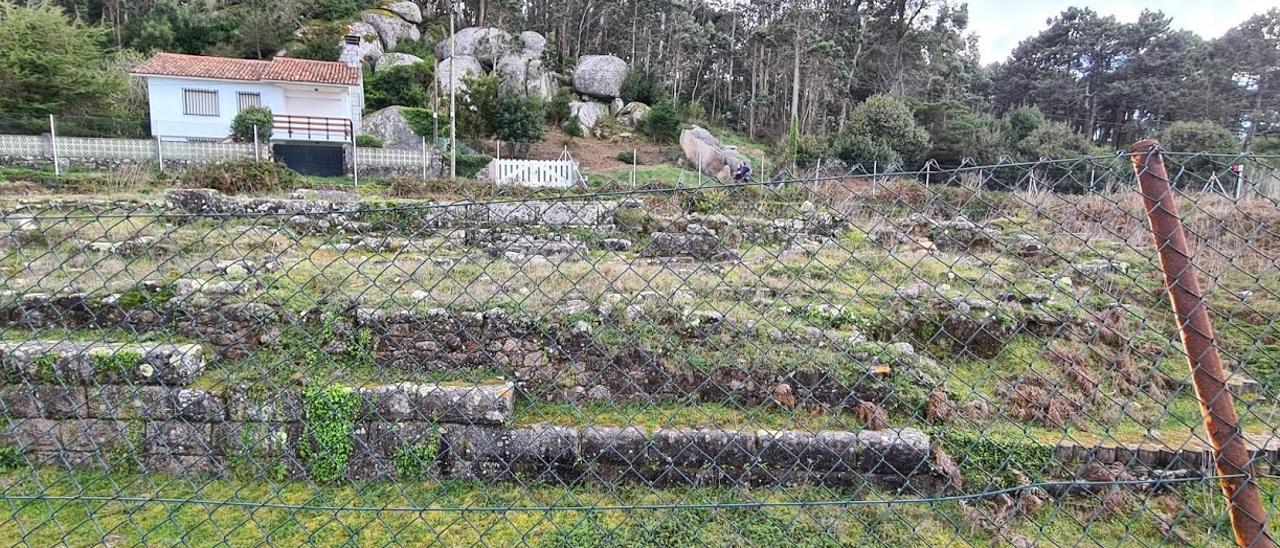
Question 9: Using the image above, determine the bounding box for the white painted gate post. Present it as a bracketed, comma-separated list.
[48, 114, 60, 176]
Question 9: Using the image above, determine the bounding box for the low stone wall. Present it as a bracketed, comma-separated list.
[0, 295, 938, 412]
[165, 188, 621, 227]
[0, 339, 937, 487]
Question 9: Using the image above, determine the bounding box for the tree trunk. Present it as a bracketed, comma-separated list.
[749, 44, 758, 139]
[791, 30, 801, 127]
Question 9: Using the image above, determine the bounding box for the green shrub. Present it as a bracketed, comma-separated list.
[561, 118, 584, 138]
[491, 92, 546, 145]
[457, 75, 500, 138]
[401, 107, 450, 140]
[33, 352, 59, 381]
[389, 37, 434, 59]
[833, 94, 930, 165]
[1005, 106, 1047, 143]
[616, 150, 638, 164]
[364, 62, 435, 112]
[1015, 121, 1091, 160]
[305, 0, 370, 20]
[90, 349, 143, 376]
[300, 384, 360, 482]
[683, 188, 728, 214]
[548, 87, 573, 125]
[393, 431, 440, 480]
[291, 39, 339, 62]
[639, 101, 681, 143]
[620, 70, 664, 105]
[355, 133, 384, 148]
[0, 445, 20, 471]
[178, 159, 304, 194]
[830, 133, 902, 166]
[230, 106, 273, 143]
[1160, 121, 1239, 154]
[456, 154, 493, 178]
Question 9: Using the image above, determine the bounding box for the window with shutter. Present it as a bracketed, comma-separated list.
[183, 89, 219, 116]
[237, 92, 262, 112]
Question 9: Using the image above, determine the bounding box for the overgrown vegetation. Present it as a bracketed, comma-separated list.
[90, 348, 144, 376]
[392, 431, 440, 480]
[0, 445, 20, 471]
[364, 62, 435, 112]
[178, 160, 304, 194]
[300, 383, 361, 483]
[355, 134, 385, 148]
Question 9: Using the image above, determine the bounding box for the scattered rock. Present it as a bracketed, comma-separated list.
[617, 101, 650, 125]
[680, 126, 750, 181]
[290, 189, 358, 203]
[773, 383, 797, 409]
[601, 238, 633, 252]
[642, 230, 720, 259]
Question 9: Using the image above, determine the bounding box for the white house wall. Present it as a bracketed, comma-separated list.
[144, 77, 356, 141]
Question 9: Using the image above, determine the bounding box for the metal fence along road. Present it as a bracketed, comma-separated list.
[1, 145, 1279, 545]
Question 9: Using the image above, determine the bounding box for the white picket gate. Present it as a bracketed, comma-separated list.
[488, 158, 584, 188]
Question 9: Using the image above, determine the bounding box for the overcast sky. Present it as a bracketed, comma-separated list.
[968, 0, 1274, 63]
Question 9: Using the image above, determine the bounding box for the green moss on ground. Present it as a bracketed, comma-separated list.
[0, 468, 1261, 546]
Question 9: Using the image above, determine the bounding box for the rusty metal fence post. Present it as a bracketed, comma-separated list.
[1129, 139, 1274, 548]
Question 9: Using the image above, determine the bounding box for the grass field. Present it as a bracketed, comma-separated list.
[0, 468, 1264, 546]
[3, 165, 1280, 544]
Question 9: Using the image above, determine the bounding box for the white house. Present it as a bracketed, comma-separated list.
[131, 45, 365, 143]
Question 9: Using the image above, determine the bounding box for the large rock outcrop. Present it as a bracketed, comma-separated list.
[570, 101, 609, 134]
[384, 1, 423, 24]
[436, 55, 486, 95]
[362, 9, 422, 51]
[518, 31, 547, 57]
[681, 126, 751, 181]
[345, 22, 385, 67]
[436, 27, 514, 68]
[376, 52, 425, 71]
[495, 55, 554, 100]
[362, 106, 421, 149]
[573, 55, 628, 99]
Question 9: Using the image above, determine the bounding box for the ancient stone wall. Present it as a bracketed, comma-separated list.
[0, 340, 941, 486]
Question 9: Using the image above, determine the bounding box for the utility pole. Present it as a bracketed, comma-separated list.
[449, 1, 457, 180]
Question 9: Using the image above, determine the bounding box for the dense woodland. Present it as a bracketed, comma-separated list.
[1, 0, 1278, 166]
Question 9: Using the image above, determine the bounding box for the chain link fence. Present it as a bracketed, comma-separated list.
[0, 146, 1278, 545]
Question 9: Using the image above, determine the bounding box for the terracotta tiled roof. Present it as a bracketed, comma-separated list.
[260, 57, 361, 86]
[131, 53, 360, 86]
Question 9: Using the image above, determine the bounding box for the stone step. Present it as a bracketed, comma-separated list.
[0, 341, 205, 386]
[1052, 434, 1280, 472]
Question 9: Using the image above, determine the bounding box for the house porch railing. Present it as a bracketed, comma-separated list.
[273, 114, 353, 142]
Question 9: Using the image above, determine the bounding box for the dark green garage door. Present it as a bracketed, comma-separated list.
[273, 143, 345, 177]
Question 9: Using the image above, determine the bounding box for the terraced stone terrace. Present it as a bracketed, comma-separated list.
[3, 174, 1280, 544]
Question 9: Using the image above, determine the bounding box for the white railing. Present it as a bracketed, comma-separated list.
[488, 159, 584, 188]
